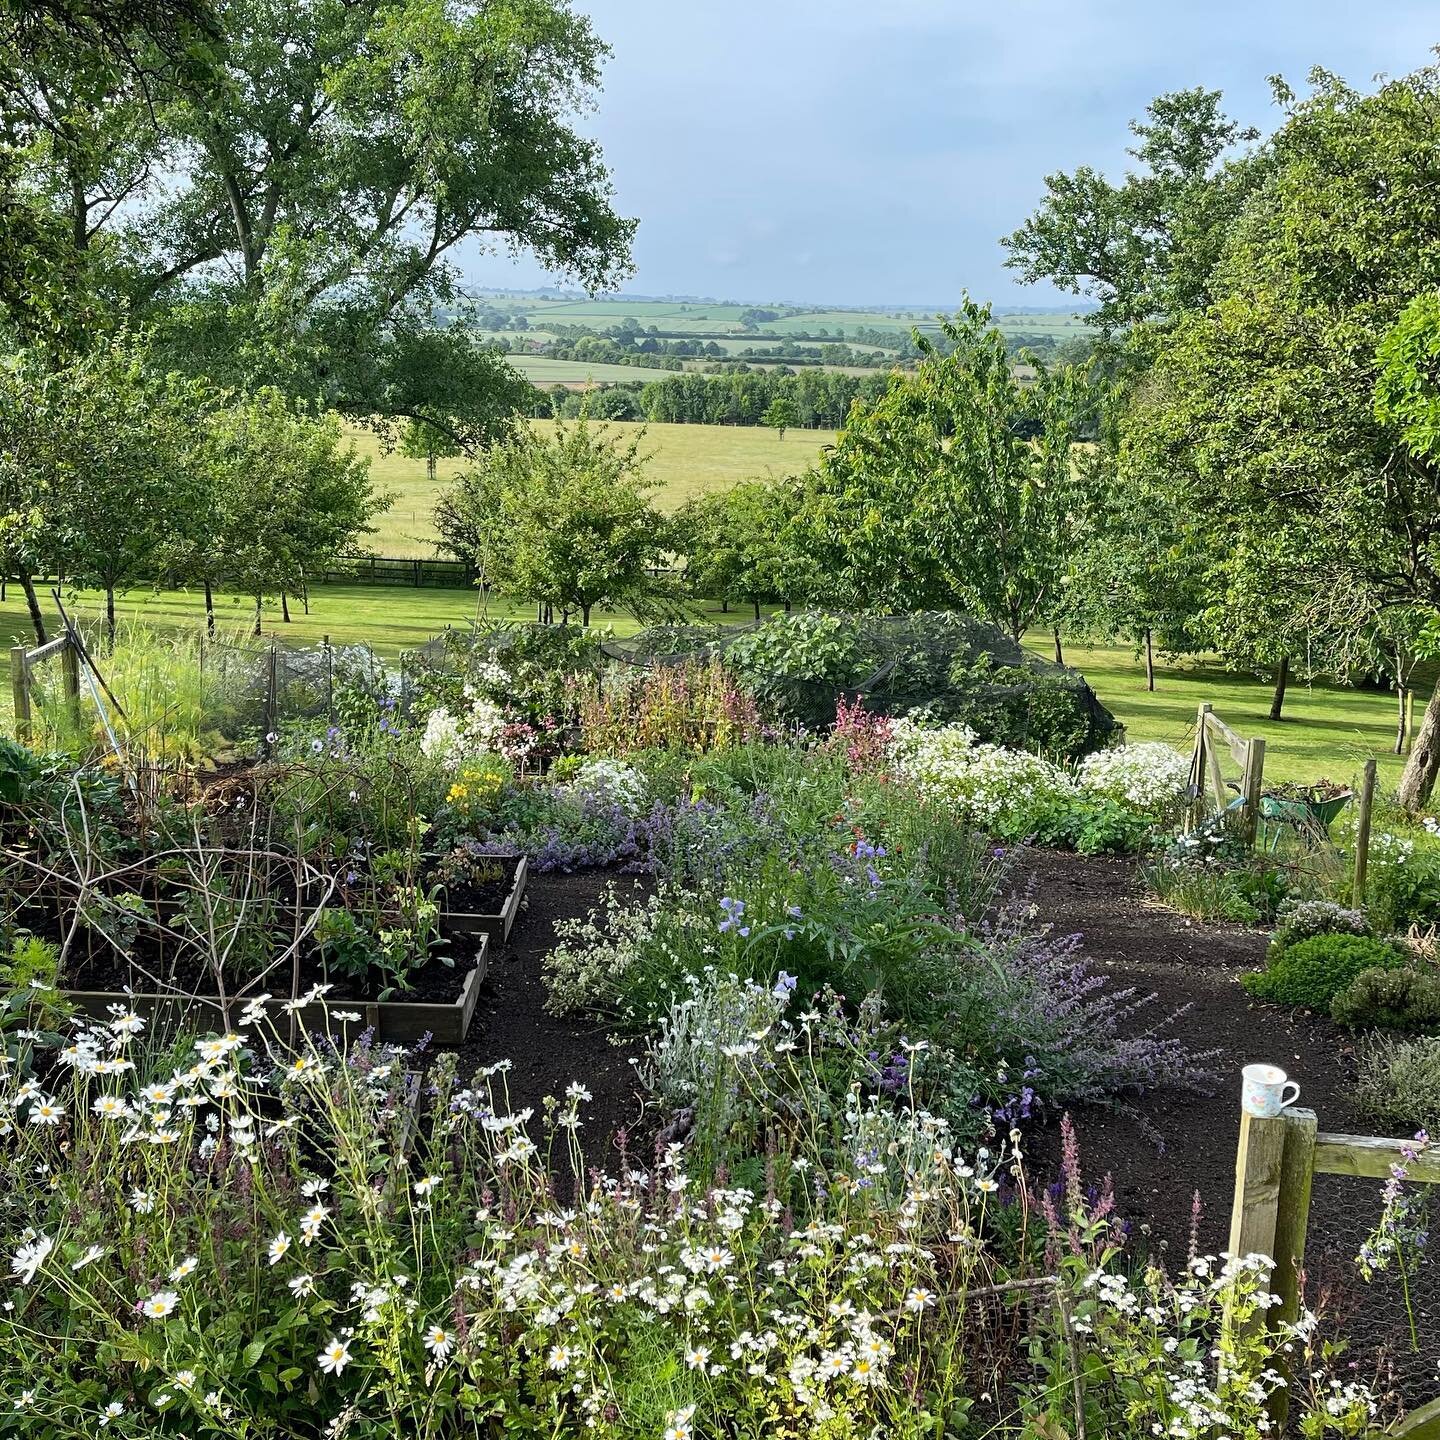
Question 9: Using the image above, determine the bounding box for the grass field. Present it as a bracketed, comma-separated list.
[351, 420, 837, 555]
[507, 356, 668, 384]
[0, 578, 1412, 790]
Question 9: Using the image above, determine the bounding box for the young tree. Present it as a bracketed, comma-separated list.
[436, 419, 670, 626]
[802, 301, 1094, 638]
[399, 417, 462, 486]
[676, 480, 808, 620]
[762, 394, 798, 440]
[44, 341, 215, 646]
[201, 391, 386, 634]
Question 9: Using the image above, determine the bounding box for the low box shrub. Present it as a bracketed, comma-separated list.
[1330, 964, 1440, 1031]
[1242, 933, 1408, 1009]
[1267, 899, 1370, 961]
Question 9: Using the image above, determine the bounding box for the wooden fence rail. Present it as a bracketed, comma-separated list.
[1229, 1088, 1440, 1437]
[1188, 702, 1266, 843]
[10, 633, 80, 742]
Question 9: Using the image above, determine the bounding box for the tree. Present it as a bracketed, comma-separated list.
[1123, 64, 1440, 808]
[5, 0, 635, 441]
[800, 301, 1094, 638]
[0, 347, 61, 640]
[43, 337, 214, 646]
[200, 391, 385, 634]
[399, 417, 462, 486]
[676, 480, 809, 620]
[435, 419, 670, 626]
[762, 394, 798, 440]
[1003, 88, 1265, 341]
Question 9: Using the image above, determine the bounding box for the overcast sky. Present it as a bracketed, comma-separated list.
[459, 1, 1439, 308]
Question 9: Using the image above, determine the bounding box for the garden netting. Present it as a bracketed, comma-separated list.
[601, 611, 1120, 759]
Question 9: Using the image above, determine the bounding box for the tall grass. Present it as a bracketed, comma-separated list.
[26, 622, 250, 764]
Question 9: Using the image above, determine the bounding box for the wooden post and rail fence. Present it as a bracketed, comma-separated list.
[10, 632, 80, 743]
[1229, 1088, 1440, 1437]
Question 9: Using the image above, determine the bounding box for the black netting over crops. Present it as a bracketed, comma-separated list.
[602, 611, 1119, 759]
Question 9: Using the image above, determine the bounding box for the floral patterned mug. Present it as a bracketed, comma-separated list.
[1241, 1063, 1300, 1118]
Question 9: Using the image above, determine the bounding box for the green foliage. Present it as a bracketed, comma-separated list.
[673, 479, 811, 616]
[1330, 965, 1440, 1031]
[1003, 87, 1265, 338]
[1354, 1032, 1440, 1135]
[435, 419, 673, 625]
[1242, 933, 1407, 1009]
[5, 0, 634, 443]
[1267, 899, 1371, 960]
[800, 300, 1096, 635]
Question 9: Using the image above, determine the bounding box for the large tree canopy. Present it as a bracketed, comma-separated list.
[2, 0, 634, 442]
[1120, 64, 1440, 803]
[1003, 87, 1266, 340]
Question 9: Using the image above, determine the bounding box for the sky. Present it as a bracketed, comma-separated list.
[459, 0, 1440, 309]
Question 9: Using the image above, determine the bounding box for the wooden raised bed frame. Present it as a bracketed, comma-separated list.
[440, 855, 528, 945]
[59, 934, 488, 1045]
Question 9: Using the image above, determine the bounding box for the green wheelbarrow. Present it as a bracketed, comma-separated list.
[1258, 786, 1352, 851]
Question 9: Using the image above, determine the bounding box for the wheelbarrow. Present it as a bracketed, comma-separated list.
[1257, 788, 1352, 851]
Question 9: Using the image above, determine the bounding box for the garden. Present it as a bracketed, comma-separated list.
[1, 610, 1436, 1438]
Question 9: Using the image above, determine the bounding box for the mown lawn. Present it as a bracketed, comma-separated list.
[352, 419, 836, 556]
[0, 582, 1407, 787]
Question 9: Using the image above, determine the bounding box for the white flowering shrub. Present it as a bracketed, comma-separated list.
[566, 755, 648, 817]
[1076, 742, 1190, 816]
[418, 694, 511, 769]
[542, 882, 667, 1016]
[887, 717, 1078, 827]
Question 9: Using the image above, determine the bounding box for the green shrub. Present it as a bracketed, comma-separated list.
[1330, 965, 1440, 1031]
[1242, 933, 1407, 1009]
[1354, 1033, 1440, 1135]
[1267, 899, 1370, 961]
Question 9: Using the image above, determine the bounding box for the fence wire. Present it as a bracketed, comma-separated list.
[1303, 1172, 1438, 1410]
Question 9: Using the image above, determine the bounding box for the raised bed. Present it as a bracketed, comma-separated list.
[59, 935, 488, 1045]
[439, 854, 528, 944]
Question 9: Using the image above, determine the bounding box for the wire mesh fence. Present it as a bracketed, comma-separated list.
[1304, 1171, 1438, 1410]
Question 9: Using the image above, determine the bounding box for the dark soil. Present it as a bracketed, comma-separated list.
[430, 852, 523, 915]
[1009, 847, 1437, 1408]
[454, 870, 649, 1177]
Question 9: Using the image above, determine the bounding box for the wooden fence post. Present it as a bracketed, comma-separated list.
[10, 644, 31, 743]
[1188, 702, 1213, 827]
[1353, 757, 1377, 905]
[60, 633, 80, 722]
[1241, 736, 1266, 847]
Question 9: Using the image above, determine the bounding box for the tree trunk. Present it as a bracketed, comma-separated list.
[720, 597, 729, 614]
[1397, 678, 1440, 813]
[427, 454, 436, 484]
[253, 596, 262, 637]
[105, 586, 116, 650]
[581, 604, 591, 626]
[281, 592, 291, 623]
[1396, 686, 1410, 755]
[302, 581, 309, 616]
[204, 579, 216, 637]
[1144, 628, 1155, 692]
[752, 599, 761, 622]
[1052, 627, 1063, 666]
[18, 571, 46, 644]
[1268, 655, 1290, 722]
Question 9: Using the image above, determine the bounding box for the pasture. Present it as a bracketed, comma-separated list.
[350, 419, 838, 555]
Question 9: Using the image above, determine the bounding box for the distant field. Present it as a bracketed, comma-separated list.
[508, 356, 664, 384]
[350, 420, 837, 556]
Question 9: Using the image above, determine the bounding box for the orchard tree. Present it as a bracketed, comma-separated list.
[1125, 64, 1440, 808]
[802, 300, 1094, 638]
[400, 417, 462, 486]
[45, 338, 215, 646]
[676, 480, 809, 620]
[0, 349, 64, 640]
[436, 419, 670, 626]
[201, 391, 385, 634]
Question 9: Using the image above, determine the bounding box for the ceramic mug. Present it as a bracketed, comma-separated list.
[1241, 1063, 1300, 1118]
